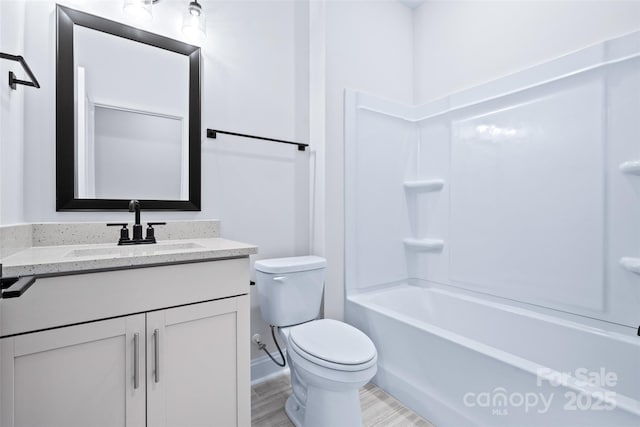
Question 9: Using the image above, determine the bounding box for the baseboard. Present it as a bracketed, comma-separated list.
[251, 351, 289, 385]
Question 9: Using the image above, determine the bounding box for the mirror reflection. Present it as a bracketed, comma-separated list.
[74, 25, 189, 201]
[84, 106, 185, 199]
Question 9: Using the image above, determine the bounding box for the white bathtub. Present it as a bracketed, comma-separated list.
[346, 282, 640, 426]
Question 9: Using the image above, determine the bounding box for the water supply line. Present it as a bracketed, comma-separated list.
[257, 326, 286, 367]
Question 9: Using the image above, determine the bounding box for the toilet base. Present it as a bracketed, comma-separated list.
[304, 385, 362, 427]
[285, 394, 304, 427]
[284, 384, 363, 427]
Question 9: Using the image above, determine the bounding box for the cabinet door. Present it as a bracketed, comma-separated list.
[147, 296, 250, 427]
[0, 315, 146, 427]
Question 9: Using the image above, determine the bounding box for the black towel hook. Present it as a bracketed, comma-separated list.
[0, 52, 40, 90]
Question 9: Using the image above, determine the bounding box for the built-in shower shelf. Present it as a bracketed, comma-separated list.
[619, 161, 640, 175]
[403, 238, 444, 252]
[620, 257, 640, 275]
[403, 179, 445, 192]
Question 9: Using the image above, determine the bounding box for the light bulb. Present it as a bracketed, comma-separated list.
[182, 1, 206, 42]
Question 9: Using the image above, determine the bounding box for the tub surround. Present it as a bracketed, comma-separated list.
[344, 30, 640, 427]
[345, 30, 640, 329]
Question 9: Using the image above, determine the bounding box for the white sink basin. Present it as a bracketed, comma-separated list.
[65, 242, 205, 259]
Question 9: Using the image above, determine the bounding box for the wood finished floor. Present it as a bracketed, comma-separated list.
[251, 373, 435, 427]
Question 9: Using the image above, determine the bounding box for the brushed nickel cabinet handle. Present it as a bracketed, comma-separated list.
[133, 333, 140, 389]
[153, 329, 160, 383]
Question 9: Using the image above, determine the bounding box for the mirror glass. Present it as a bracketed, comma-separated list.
[89, 106, 185, 200]
[57, 5, 201, 211]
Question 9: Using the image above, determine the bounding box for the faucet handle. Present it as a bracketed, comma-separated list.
[145, 222, 166, 243]
[107, 223, 130, 244]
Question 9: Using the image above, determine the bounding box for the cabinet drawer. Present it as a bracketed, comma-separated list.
[0, 258, 249, 337]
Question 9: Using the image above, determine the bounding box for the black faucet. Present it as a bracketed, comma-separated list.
[106, 200, 166, 245]
[129, 199, 143, 241]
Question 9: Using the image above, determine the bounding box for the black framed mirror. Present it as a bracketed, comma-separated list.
[56, 5, 201, 211]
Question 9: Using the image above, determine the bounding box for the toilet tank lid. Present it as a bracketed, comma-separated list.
[254, 256, 326, 274]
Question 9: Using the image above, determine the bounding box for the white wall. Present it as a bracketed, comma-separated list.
[321, 0, 414, 320]
[414, 0, 640, 104]
[0, 0, 310, 361]
[0, 0, 27, 225]
[202, 0, 310, 360]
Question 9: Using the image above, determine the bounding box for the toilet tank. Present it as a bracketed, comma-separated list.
[254, 256, 326, 327]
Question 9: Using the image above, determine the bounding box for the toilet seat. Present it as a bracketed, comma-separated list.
[288, 319, 377, 372]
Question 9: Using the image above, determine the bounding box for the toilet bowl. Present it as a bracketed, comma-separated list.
[280, 319, 377, 427]
[254, 256, 377, 427]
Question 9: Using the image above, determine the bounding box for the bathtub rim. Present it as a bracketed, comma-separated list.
[348, 278, 637, 338]
[346, 281, 640, 417]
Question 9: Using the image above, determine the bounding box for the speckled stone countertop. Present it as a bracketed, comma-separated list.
[1, 238, 258, 277]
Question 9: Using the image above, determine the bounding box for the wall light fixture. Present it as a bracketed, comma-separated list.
[182, 1, 206, 42]
[123, 0, 206, 42]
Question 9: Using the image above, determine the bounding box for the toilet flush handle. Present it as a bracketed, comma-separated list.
[273, 276, 287, 282]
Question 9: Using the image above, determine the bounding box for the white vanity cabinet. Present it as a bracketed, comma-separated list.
[1, 314, 147, 427]
[0, 257, 250, 427]
[146, 296, 249, 427]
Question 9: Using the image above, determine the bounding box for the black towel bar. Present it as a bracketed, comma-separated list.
[0, 52, 40, 90]
[207, 128, 308, 151]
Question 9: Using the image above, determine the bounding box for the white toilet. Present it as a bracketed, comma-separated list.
[254, 256, 377, 427]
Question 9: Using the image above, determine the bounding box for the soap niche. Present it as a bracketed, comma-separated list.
[404, 178, 445, 252]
